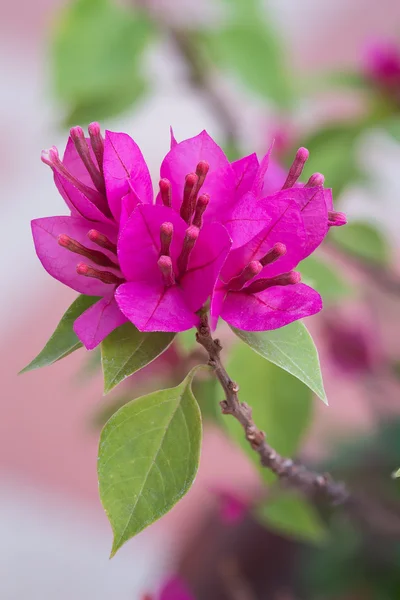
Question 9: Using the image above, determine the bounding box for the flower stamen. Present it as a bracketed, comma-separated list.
[305, 172, 325, 187]
[41, 147, 104, 206]
[192, 194, 210, 228]
[76, 262, 124, 285]
[88, 122, 104, 175]
[282, 147, 309, 189]
[160, 222, 174, 256]
[195, 160, 209, 193]
[328, 211, 347, 227]
[70, 126, 106, 195]
[87, 230, 117, 254]
[260, 242, 287, 266]
[58, 234, 119, 268]
[245, 271, 301, 294]
[158, 255, 175, 287]
[177, 226, 199, 278]
[180, 173, 199, 223]
[227, 260, 263, 291]
[159, 179, 172, 207]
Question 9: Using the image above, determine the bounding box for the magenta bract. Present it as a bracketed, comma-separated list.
[32, 125, 345, 348]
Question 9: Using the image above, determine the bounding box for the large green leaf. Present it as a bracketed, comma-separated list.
[231, 322, 327, 403]
[255, 491, 328, 544]
[225, 343, 313, 478]
[98, 368, 202, 556]
[299, 256, 351, 304]
[20, 295, 100, 373]
[52, 0, 153, 119]
[329, 221, 389, 266]
[101, 322, 175, 394]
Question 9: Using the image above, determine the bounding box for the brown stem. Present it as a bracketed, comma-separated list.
[196, 315, 349, 506]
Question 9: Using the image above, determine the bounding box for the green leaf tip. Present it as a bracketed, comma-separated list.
[19, 295, 100, 374]
[231, 321, 327, 404]
[100, 322, 176, 394]
[98, 367, 203, 556]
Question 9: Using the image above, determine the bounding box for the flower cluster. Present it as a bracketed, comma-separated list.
[32, 125, 346, 349]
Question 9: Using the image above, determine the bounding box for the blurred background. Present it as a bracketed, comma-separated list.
[2, 0, 400, 598]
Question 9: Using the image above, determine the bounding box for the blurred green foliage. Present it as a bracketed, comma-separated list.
[330, 221, 389, 265]
[52, 0, 153, 124]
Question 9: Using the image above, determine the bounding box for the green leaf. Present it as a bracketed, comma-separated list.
[201, 16, 293, 107]
[255, 492, 328, 544]
[392, 468, 400, 479]
[300, 123, 362, 196]
[52, 0, 153, 120]
[20, 295, 100, 373]
[299, 256, 351, 304]
[330, 220, 389, 266]
[231, 321, 327, 403]
[98, 368, 202, 556]
[225, 343, 313, 478]
[101, 322, 175, 394]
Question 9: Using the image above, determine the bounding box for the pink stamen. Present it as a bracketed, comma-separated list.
[260, 243, 287, 266]
[195, 160, 209, 192]
[58, 234, 119, 268]
[76, 262, 124, 285]
[228, 261, 263, 291]
[87, 230, 117, 254]
[305, 172, 325, 187]
[282, 147, 309, 189]
[328, 211, 347, 227]
[177, 226, 199, 277]
[158, 255, 175, 287]
[70, 126, 105, 194]
[160, 222, 174, 256]
[192, 194, 210, 228]
[245, 271, 301, 294]
[180, 173, 199, 223]
[159, 179, 172, 207]
[41, 146, 105, 206]
[88, 122, 104, 174]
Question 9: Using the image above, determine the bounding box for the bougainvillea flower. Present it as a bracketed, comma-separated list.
[212, 487, 250, 524]
[210, 191, 323, 331]
[159, 577, 195, 600]
[33, 125, 344, 348]
[33, 123, 153, 350]
[364, 39, 400, 103]
[115, 204, 231, 332]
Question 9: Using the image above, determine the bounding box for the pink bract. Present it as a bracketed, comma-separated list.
[32, 125, 345, 348]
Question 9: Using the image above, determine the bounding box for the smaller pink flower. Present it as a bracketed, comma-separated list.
[212, 487, 250, 524]
[363, 39, 400, 105]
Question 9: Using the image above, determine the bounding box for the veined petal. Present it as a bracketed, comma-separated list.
[158, 130, 236, 221]
[118, 204, 187, 282]
[251, 145, 273, 197]
[221, 283, 322, 331]
[103, 131, 153, 222]
[290, 186, 329, 255]
[231, 153, 259, 198]
[73, 292, 126, 350]
[54, 172, 112, 225]
[222, 191, 269, 249]
[261, 158, 287, 196]
[31, 216, 119, 296]
[115, 280, 197, 332]
[180, 222, 232, 312]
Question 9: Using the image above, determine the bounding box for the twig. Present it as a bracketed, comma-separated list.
[196, 315, 350, 506]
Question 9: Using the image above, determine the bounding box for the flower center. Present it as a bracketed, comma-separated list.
[157, 222, 200, 287]
[159, 161, 210, 225]
[225, 242, 300, 293]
